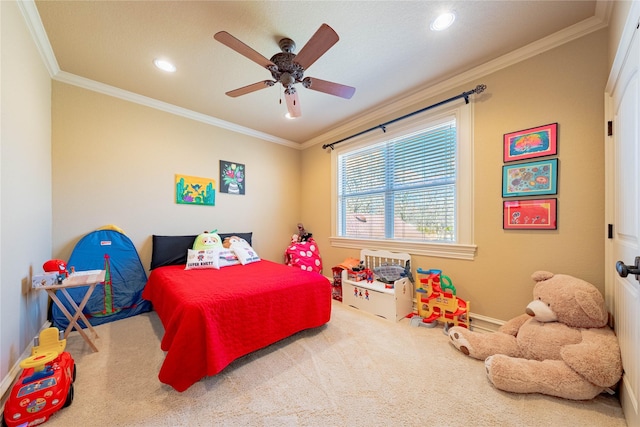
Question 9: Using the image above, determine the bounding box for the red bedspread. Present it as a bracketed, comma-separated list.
[142, 260, 332, 391]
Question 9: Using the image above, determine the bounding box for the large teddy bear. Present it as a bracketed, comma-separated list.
[448, 271, 623, 400]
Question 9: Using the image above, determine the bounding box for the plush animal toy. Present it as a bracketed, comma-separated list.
[222, 236, 249, 248]
[193, 231, 223, 250]
[448, 271, 623, 400]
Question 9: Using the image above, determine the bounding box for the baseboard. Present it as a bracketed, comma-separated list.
[468, 313, 504, 333]
[0, 320, 51, 411]
[324, 275, 506, 334]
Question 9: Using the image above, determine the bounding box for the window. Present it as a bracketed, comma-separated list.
[330, 103, 476, 260]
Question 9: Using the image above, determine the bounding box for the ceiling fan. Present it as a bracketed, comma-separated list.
[214, 24, 355, 118]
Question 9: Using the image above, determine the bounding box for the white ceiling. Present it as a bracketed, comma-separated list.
[28, 1, 608, 147]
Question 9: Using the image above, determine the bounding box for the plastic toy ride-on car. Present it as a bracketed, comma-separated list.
[2, 328, 76, 427]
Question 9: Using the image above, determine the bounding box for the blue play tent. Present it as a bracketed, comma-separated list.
[51, 226, 151, 330]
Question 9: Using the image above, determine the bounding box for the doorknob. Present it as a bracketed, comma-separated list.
[616, 256, 640, 280]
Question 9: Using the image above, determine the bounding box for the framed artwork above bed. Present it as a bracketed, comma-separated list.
[175, 174, 216, 206]
[220, 161, 245, 195]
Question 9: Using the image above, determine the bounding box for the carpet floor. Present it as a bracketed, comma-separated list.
[43, 300, 626, 426]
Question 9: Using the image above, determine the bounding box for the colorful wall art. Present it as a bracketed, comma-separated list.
[503, 198, 557, 230]
[503, 123, 558, 162]
[502, 158, 558, 198]
[175, 174, 216, 206]
[220, 161, 245, 195]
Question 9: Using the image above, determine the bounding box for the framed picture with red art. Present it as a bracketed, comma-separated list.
[503, 198, 557, 230]
[503, 123, 558, 162]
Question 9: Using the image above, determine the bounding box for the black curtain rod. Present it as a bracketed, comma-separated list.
[322, 84, 487, 150]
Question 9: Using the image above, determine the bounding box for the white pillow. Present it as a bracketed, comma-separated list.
[232, 244, 260, 265]
[185, 248, 242, 270]
[211, 248, 241, 269]
[185, 249, 217, 270]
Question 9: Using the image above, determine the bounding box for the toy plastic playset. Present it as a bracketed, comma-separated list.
[2, 328, 75, 427]
[410, 268, 470, 330]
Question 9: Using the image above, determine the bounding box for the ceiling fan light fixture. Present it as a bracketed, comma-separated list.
[280, 72, 295, 87]
[430, 12, 456, 31]
[153, 58, 176, 73]
[285, 112, 298, 120]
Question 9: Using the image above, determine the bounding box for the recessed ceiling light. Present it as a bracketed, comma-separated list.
[154, 58, 176, 72]
[430, 12, 456, 31]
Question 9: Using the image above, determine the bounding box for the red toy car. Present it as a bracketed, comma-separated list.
[2, 328, 75, 427]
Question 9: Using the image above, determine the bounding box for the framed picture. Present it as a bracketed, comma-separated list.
[503, 198, 557, 230]
[502, 158, 558, 198]
[220, 160, 245, 195]
[503, 123, 557, 162]
[175, 174, 216, 206]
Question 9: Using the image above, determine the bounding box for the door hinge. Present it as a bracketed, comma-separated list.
[608, 223, 613, 239]
[607, 121, 613, 136]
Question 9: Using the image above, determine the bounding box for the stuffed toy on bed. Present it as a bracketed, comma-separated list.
[192, 231, 223, 250]
[222, 235, 248, 248]
[448, 271, 623, 400]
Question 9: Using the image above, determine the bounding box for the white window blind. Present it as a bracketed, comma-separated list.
[337, 119, 457, 242]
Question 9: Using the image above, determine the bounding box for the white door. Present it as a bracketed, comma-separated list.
[606, 8, 640, 427]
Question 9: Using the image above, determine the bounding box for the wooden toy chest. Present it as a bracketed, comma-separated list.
[341, 249, 413, 322]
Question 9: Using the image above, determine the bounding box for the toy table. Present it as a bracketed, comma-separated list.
[40, 270, 105, 352]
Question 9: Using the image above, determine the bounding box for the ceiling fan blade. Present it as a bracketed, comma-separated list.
[214, 31, 275, 69]
[225, 81, 274, 98]
[303, 77, 355, 99]
[294, 24, 339, 70]
[285, 91, 302, 118]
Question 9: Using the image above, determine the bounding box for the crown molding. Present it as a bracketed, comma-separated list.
[19, 0, 610, 152]
[17, 0, 59, 76]
[52, 71, 299, 148]
[18, 0, 298, 148]
[303, 9, 610, 151]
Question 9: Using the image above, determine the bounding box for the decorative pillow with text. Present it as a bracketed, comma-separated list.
[232, 245, 261, 265]
[185, 249, 217, 270]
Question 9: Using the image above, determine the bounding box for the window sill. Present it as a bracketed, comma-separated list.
[328, 237, 477, 260]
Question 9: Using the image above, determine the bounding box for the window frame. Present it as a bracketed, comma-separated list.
[329, 102, 476, 260]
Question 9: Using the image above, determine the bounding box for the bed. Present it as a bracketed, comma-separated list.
[141, 233, 332, 392]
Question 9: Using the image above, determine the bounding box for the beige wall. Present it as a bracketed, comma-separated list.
[302, 29, 609, 322]
[51, 83, 302, 270]
[607, 0, 633, 69]
[1, 0, 52, 385]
